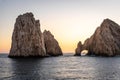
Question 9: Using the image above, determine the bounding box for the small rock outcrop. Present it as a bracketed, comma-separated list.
[76, 19, 120, 56]
[9, 12, 63, 57]
[74, 41, 82, 56]
[43, 30, 63, 56]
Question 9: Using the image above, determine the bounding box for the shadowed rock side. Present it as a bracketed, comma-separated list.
[43, 30, 63, 56]
[9, 12, 63, 57]
[74, 41, 82, 56]
[76, 19, 120, 57]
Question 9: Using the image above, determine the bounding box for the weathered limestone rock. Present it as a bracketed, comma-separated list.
[9, 12, 46, 57]
[43, 30, 63, 56]
[76, 19, 120, 56]
[74, 41, 82, 56]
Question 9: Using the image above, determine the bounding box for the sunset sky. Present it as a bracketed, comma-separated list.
[0, 0, 120, 53]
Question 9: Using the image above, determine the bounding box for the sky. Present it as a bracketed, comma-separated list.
[0, 0, 120, 53]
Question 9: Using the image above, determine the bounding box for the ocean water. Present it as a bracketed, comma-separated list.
[0, 54, 120, 80]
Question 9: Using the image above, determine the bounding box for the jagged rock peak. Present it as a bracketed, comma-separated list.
[102, 18, 116, 24]
[18, 12, 34, 17]
[101, 18, 120, 29]
[43, 30, 63, 56]
[9, 12, 46, 57]
[44, 30, 54, 37]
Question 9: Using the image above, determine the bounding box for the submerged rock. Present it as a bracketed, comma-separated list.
[76, 19, 120, 57]
[9, 12, 63, 57]
[43, 30, 63, 56]
[74, 41, 82, 56]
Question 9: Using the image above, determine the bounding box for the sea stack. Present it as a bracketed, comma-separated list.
[43, 30, 63, 56]
[9, 12, 46, 57]
[75, 19, 120, 57]
[74, 41, 82, 56]
[9, 12, 62, 57]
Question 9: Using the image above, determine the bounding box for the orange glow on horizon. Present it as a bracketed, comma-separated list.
[0, 41, 11, 53]
[1, 0, 120, 54]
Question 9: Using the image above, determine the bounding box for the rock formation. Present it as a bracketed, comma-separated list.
[9, 12, 62, 57]
[74, 41, 82, 56]
[43, 30, 63, 56]
[76, 19, 120, 57]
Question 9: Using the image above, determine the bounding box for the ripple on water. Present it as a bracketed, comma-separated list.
[0, 54, 120, 80]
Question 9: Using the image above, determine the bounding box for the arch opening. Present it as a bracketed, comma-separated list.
[81, 50, 88, 56]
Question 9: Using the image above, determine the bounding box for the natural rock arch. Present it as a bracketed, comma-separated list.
[81, 50, 88, 56]
[75, 19, 120, 57]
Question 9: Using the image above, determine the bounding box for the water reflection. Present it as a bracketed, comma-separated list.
[0, 54, 120, 80]
[90, 57, 120, 80]
[10, 58, 45, 80]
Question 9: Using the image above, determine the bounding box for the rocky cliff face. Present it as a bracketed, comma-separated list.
[74, 41, 82, 56]
[76, 19, 120, 56]
[43, 30, 63, 56]
[9, 12, 46, 57]
[9, 12, 62, 57]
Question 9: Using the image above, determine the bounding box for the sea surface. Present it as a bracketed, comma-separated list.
[0, 54, 120, 80]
